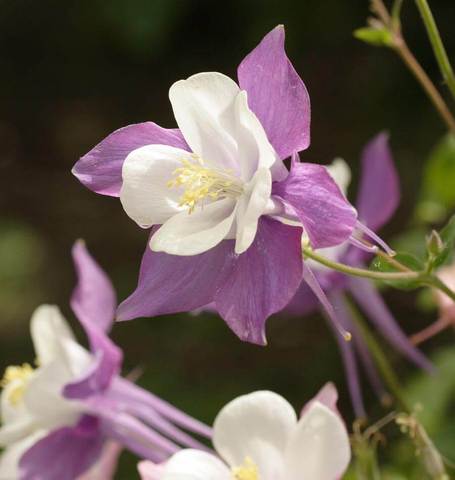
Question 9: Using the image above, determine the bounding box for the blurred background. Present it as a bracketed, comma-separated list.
[1, 0, 455, 477]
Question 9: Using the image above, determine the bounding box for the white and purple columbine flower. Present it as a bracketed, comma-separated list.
[286, 133, 433, 417]
[72, 25, 362, 345]
[138, 383, 351, 480]
[0, 242, 212, 480]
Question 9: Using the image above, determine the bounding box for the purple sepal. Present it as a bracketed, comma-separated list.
[238, 25, 311, 160]
[72, 122, 188, 197]
[65, 242, 122, 399]
[71, 240, 116, 334]
[282, 281, 320, 317]
[118, 219, 303, 346]
[356, 132, 399, 231]
[19, 416, 103, 480]
[117, 231, 232, 321]
[273, 153, 357, 249]
[63, 330, 121, 399]
[214, 218, 303, 345]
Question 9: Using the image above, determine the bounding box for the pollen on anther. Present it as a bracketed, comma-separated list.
[167, 156, 243, 213]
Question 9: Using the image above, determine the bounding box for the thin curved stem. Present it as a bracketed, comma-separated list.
[302, 247, 419, 281]
[394, 40, 455, 133]
[370, 0, 455, 134]
[415, 0, 455, 101]
[302, 246, 455, 303]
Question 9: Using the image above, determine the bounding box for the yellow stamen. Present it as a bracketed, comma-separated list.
[167, 155, 243, 213]
[1, 363, 34, 405]
[231, 457, 259, 480]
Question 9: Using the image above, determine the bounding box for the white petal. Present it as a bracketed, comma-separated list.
[138, 461, 165, 480]
[23, 361, 82, 430]
[161, 449, 230, 480]
[284, 402, 351, 480]
[233, 91, 282, 181]
[169, 72, 240, 172]
[213, 391, 297, 478]
[150, 198, 236, 255]
[0, 417, 36, 447]
[0, 431, 47, 480]
[60, 337, 95, 379]
[235, 168, 272, 254]
[120, 145, 191, 228]
[30, 305, 76, 366]
[325, 158, 351, 196]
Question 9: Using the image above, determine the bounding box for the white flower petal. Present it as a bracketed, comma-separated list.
[138, 460, 165, 480]
[0, 431, 47, 480]
[169, 72, 240, 172]
[284, 402, 351, 480]
[150, 198, 236, 255]
[30, 304, 93, 380]
[213, 390, 297, 478]
[0, 417, 36, 447]
[120, 145, 191, 228]
[23, 361, 82, 431]
[325, 158, 351, 196]
[235, 168, 272, 254]
[161, 449, 230, 480]
[59, 337, 95, 379]
[233, 91, 282, 181]
[30, 305, 76, 366]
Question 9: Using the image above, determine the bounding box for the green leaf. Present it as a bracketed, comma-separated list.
[371, 252, 424, 290]
[432, 215, 455, 268]
[354, 27, 393, 47]
[420, 134, 455, 220]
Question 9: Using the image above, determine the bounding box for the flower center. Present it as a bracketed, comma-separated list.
[231, 457, 259, 480]
[167, 155, 243, 213]
[1, 363, 34, 405]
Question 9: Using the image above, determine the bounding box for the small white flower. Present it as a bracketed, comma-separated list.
[0, 305, 92, 478]
[141, 390, 351, 480]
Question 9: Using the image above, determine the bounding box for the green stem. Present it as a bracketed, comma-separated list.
[415, 0, 455, 101]
[346, 300, 411, 412]
[302, 246, 419, 281]
[302, 246, 455, 302]
[371, 0, 455, 133]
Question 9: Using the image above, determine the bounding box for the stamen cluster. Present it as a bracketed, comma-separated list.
[1, 363, 34, 405]
[231, 457, 259, 480]
[167, 155, 243, 213]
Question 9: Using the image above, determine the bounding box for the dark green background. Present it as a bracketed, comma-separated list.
[1, 0, 454, 477]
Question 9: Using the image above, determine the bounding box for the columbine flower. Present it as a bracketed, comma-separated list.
[286, 133, 432, 417]
[138, 383, 350, 480]
[72, 25, 359, 345]
[0, 242, 211, 480]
